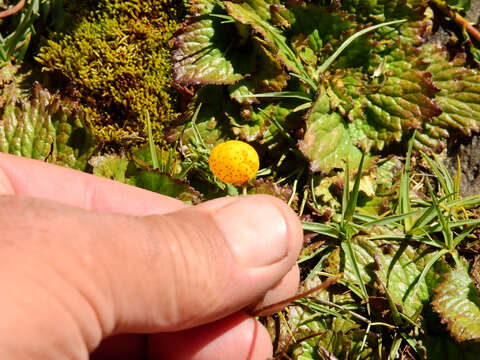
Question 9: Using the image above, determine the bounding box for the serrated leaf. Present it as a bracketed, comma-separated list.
[346, 48, 442, 151]
[299, 92, 363, 173]
[0, 83, 96, 170]
[248, 178, 298, 208]
[415, 44, 480, 152]
[340, 0, 432, 46]
[225, 0, 303, 75]
[172, 15, 245, 85]
[432, 263, 480, 341]
[228, 39, 289, 104]
[188, 0, 217, 16]
[341, 0, 429, 21]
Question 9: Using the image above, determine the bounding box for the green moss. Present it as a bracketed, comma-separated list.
[36, 0, 180, 148]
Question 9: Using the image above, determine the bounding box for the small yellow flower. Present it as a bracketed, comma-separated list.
[209, 140, 260, 185]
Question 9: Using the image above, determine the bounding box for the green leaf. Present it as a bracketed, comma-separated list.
[225, 0, 314, 88]
[342, 238, 370, 312]
[90, 155, 129, 183]
[299, 92, 363, 174]
[335, 235, 435, 318]
[343, 48, 442, 152]
[172, 15, 245, 85]
[432, 263, 480, 341]
[170, 87, 233, 151]
[316, 327, 379, 360]
[128, 169, 201, 204]
[317, 20, 406, 74]
[0, 83, 96, 171]
[416, 44, 480, 151]
[340, 0, 432, 47]
[228, 40, 289, 104]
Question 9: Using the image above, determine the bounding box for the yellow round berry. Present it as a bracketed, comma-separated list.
[209, 140, 260, 185]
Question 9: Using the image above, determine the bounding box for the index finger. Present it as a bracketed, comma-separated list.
[0, 153, 187, 216]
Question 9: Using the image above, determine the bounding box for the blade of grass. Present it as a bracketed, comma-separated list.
[403, 249, 448, 302]
[356, 322, 372, 360]
[454, 156, 461, 200]
[421, 151, 454, 199]
[342, 158, 350, 223]
[305, 250, 335, 280]
[298, 244, 329, 264]
[235, 91, 312, 101]
[317, 19, 406, 74]
[341, 238, 371, 314]
[388, 333, 402, 360]
[426, 181, 453, 249]
[399, 131, 416, 231]
[317, 271, 365, 299]
[453, 224, 477, 248]
[344, 153, 365, 222]
[422, 218, 480, 234]
[368, 234, 444, 248]
[362, 209, 423, 228]
[145, 111, 159, 170]
[410, 193, 454, 232]
[302, 222, 341, 238]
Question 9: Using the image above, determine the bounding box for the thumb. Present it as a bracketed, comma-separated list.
[112, 194, 303, 333]
[0, 192, 302, 348]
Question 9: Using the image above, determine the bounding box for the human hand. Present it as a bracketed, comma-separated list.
[0, 153, 303, 360]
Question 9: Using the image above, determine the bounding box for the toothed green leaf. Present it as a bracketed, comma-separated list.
[225, 0, 303, 75]
[172, 9, 246, 85]
[415, 44, 480, 152]
[326, 47, 442, 152]
[0, 83, 95, 170]
[299, 92, 363, 173]
[432, 263, 480, 342]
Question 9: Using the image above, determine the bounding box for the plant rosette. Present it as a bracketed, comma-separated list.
[209, 140, 260, 187]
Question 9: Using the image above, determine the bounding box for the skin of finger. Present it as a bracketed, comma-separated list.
[121, 195, 303, 332]
[90, 265, 299, 359]
[0, 166, 14, 195]
[253, 264, 300, 315]
[0, 153, 187, 215]
[147, 312, 273, 360]
[0, 194, 302, 357]
[0, 155, 302, 358]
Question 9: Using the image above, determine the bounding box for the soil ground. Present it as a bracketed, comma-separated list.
[437, 0, 480, 196]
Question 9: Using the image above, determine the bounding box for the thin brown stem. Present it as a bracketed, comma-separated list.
[250, 274, 343, 317]
[0, 0, 25, 19]
[431, 0, 480, 43]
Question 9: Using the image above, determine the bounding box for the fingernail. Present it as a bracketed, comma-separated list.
[213, 197, 289, 267]
[0, 167, 14, 195]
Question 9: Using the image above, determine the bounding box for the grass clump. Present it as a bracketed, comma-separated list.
[35, 0, 180, 148]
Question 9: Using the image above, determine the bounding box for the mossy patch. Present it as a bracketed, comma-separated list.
[36, 0, 180, 149]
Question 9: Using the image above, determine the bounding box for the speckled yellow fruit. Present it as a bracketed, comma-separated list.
[209, 140, 260, 185]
